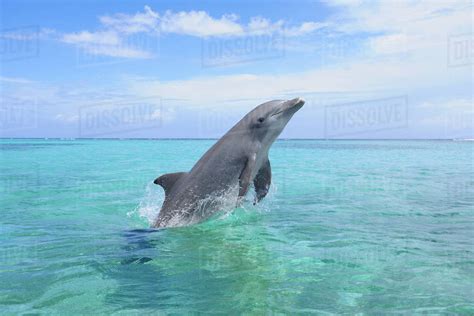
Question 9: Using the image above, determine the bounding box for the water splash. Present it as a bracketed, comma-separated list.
[128, 181, 164, 225]
[130, 179, 281, 227]
[165, 183, 240, 227]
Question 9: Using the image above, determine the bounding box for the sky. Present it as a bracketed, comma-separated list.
[0, 0, 472, 139]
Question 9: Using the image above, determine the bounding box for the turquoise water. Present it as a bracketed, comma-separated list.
[1, 139, 473, 314]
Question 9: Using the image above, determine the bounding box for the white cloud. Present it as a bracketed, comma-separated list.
[328, 0, 470, 54]
[285, 22, 329, 37]
[61, 6, 160, 58]
[127, 54, 468, 108]
[157, 11, 323, 37]
[368, 33, 409, 55]
[83, 45, 153, 59]
[160, 10, 243, 37]
[311, 0, 472, 79]
[0, 76, 35, 84]
[99, 5, 159, 34]
[247, 16, 285, 35]
[62, 30, 120, 46]
[418, 98, 473, 139]
[127, 3, 471, 110]
[4, 2, 471, 138]
[151, 107, 176, 123]
[328, 0, 468, 34]
[60, 6, 327, 58]
[61, 29, 155, 58]
[0, 27, 55, 41]
[26, 2, 474, 107]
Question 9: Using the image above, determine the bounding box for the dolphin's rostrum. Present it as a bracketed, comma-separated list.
[153, 98, 305, 228]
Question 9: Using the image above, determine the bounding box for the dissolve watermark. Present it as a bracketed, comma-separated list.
[75, 32, 160, 68]
[197, 108, 239, 137]
[79, 98, 163, 137]
[443, 112, 474, 139]
[0, 97, 38, 134]
[202, 32, 285, 67]
[74, 178, 148, 200]
[445, 178, 473, 205]
[448, 33, 473, 67]
[0, 243, 40, 266]
[197, 246, 224, 276]
[0, 26, 39, 62]
[0, 165, 41, 195]
[324, 96, 408, 138]
[316, 38, 361, 66]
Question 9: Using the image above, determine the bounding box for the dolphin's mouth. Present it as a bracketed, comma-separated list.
[272, 97, 305, 117]
[289, 97, 305, 108]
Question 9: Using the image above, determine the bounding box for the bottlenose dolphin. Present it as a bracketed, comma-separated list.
[153, 97, 305, 228]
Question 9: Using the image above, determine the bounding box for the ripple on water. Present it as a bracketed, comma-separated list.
[0, 139, 473, 314]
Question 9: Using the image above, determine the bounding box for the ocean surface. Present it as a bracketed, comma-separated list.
[0, 139, 473, 314]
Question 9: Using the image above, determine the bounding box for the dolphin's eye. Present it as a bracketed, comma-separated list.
[258, 117, 265, 123]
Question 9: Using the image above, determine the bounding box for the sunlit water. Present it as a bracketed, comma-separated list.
[0, 139, 473, 314]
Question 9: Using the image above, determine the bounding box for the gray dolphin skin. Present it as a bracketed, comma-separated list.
[152, 97, 305, 228]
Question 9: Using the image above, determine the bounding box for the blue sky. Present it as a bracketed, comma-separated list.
[0, 0, 472, 139]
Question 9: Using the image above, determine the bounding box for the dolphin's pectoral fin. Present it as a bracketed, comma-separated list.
[253, 159, 271, 204]
[239, 155, 256, 200]
[154, 172, 187, 195]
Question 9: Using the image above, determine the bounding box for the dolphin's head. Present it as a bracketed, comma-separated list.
[237, 97, 305, 144]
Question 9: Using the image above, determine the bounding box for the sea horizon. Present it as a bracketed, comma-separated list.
[1, 137, 473, 141]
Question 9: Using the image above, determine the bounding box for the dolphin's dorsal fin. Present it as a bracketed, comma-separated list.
[154, 172, 187, 195]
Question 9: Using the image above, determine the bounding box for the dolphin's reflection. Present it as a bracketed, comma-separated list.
[120, 228, 159, 264]
[103, 213, 277, 313]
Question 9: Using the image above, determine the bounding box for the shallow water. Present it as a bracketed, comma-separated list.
[0, 139, 473, 314]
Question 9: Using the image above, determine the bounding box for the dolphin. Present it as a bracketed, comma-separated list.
[152, 97, 305, 228]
